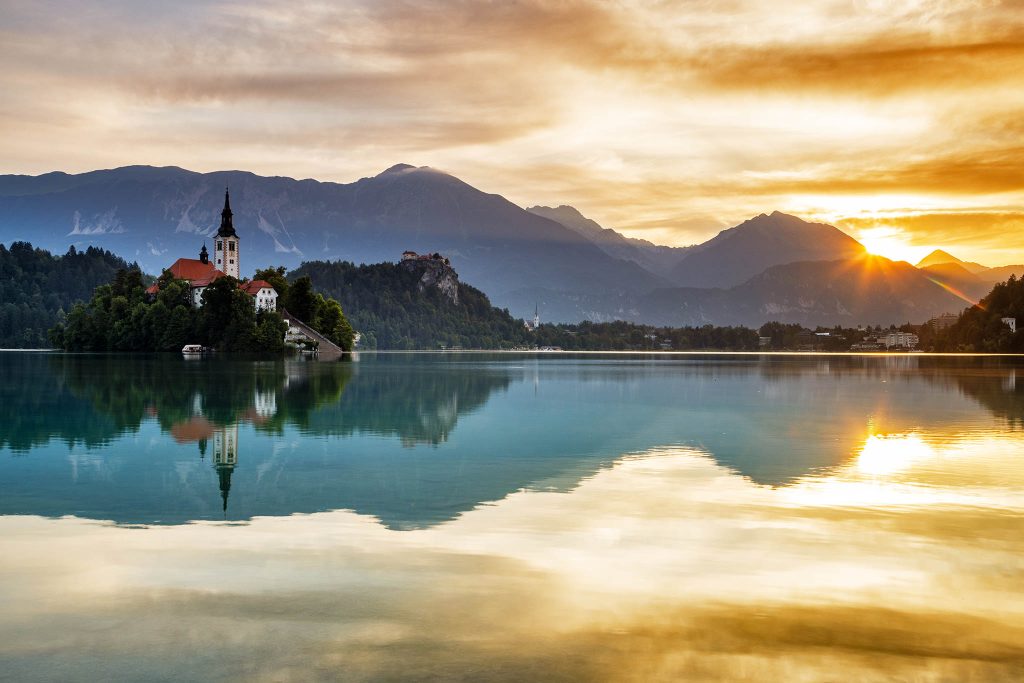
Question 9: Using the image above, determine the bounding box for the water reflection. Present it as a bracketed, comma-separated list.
[3, 353, 1024, 527]
[0, 443, 1021, 681]
[1, 353, 1024, 680]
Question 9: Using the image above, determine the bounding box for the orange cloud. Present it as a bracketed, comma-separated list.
[0, 0, 1022, 258]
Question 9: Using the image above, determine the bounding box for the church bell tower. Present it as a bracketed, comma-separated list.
[214, 188, 240, 279]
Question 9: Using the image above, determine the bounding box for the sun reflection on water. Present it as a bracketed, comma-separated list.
[856, 433, 933, 477]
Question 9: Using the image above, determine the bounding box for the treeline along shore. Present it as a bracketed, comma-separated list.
[3, 241, 1024, 352]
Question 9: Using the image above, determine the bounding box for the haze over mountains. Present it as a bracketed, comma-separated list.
[0, 164, 1015, 327]
[525, 204, 689, 280]
[914, 249, 1024, 302]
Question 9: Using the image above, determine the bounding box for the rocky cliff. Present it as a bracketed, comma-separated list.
[399, 253, 460, 305]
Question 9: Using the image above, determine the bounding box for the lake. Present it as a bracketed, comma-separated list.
[0, 351, 1022, 681]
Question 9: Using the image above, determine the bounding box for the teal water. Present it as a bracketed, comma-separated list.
[1, 352, 1022, 681]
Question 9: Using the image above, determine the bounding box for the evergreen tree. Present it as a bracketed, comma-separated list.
[284, 275, 317, 322]
[1, 242, 133, 348]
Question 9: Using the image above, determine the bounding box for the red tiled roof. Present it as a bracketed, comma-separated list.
[147, 259, 225, 295]
[241, 279, 275, 295]
[191, 271, 226, 288]
[168, 258, 220, 282]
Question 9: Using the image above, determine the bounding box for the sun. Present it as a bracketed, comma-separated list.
[854, 226, 928, 264]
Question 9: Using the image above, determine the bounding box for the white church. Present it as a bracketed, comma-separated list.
[146, 189, 278, 312]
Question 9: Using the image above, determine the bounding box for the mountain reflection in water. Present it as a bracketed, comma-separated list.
[0, 352, 1023, 681]
[2, 353, 1024, 528]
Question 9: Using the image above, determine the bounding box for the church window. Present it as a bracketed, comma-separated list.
[229, 242, 235, 252]
[229, 259, 234, 264]
[217, 241, 223, 251]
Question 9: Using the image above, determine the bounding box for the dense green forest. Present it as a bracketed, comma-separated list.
[930, 275, 1024, 352]
[0, 242, 135, 348]
[290, 260, 531, 349]
[51, 266, 355, 353]
[51, 270, 290, 352]
[17, 239, 1024, 353]
[289, 260, 767, 350]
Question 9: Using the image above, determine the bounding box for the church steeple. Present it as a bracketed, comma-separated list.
[199, 243, 209, 264]
[214, 187, 240, 278]
[217, 188, 237, 238]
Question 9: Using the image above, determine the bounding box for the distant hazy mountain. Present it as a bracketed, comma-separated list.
[979, 264, 1024, 283]
[635, 255, 970, 327]
[915, 248, 1024, 291]
[0, 165, 665, 320]
[525, 205, 690, 279]
[916, 249, 988, 274]
[669, 211, 867, 288]
[918, 262, 990, 301]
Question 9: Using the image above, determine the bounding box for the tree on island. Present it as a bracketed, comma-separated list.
[51, 269, 290, 352]
[264, 272, 355, 351]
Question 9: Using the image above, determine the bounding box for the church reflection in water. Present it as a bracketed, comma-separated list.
[4, 352, 1024, 528]
[3, 353, 1024, 682]
[213, 423, 238, 513]
[169, 387, 279, 513]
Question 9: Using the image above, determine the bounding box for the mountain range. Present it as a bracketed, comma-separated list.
[0, 164, 1017, 327]
[914, 249, 1024, 302]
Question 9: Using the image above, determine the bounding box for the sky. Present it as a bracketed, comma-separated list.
[1, 0, 1023, 265]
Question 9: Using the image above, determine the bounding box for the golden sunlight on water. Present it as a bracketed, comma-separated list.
[1, 426, 1022, 681]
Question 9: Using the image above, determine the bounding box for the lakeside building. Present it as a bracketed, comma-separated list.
[850, 337, 885, 351]
[145, 190, 278, 311]
[1002, 317, 1017, 333]
[928, 313, 959, 331]
[883, 331, 919, 349]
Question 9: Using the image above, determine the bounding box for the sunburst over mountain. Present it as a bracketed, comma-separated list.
[3, 164, 1017, 327]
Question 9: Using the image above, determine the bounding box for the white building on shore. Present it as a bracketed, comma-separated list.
[883, 331, 919, 349]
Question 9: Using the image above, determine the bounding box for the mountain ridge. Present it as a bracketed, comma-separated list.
[916, 249, 988, 274]
[0, 164, 667, 320]
[526, 204, 690, 279]
[0, 164, 1007, 327]
[669, 211, 867, 288]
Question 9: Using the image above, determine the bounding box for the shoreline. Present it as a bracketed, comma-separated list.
[6, 348, 1024, 358]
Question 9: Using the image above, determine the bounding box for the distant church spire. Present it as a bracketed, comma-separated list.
[217, 187, 237, 238]
[199, 243, 209, 264]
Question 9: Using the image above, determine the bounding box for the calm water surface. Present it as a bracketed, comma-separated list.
[0, 351, 1022, 681]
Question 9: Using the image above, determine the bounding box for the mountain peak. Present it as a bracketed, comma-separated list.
[670, 211, 866, 289]
[916, 249, 989, 274]
[378, 163, 418, 175]
[917, 249, 961, 268]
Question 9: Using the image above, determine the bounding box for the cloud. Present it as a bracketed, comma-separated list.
[837, 211, 1024, 259]
[2, 0, 1023, 257]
